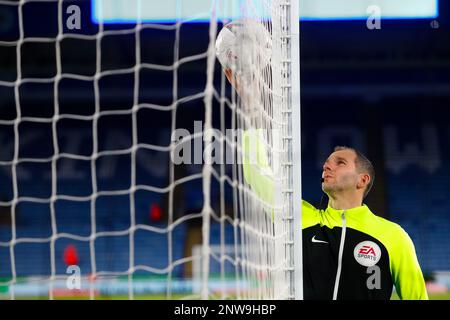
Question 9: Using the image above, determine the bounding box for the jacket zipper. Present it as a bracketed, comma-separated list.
[333, 211, 347, 300]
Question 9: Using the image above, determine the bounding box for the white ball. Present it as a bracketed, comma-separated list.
[215, 20, 272, 75]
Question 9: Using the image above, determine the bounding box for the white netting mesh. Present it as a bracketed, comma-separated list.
[0, 0, 298, 300]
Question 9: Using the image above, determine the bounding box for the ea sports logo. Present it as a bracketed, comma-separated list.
[353, 241, 381, 267]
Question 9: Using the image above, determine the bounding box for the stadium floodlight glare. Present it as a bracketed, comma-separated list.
[92, 0, 439, 24]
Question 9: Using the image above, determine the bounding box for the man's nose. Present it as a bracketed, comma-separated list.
[323, 161, 332, 172]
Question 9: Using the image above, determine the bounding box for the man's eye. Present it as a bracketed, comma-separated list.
[338, 161, 345, 165]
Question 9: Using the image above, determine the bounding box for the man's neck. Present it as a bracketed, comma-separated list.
[327, 195, 363, 211]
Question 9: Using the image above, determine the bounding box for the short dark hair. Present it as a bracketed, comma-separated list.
[333, 146, 375, 198]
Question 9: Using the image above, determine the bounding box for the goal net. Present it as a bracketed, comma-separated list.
[0, 0, 301, 300]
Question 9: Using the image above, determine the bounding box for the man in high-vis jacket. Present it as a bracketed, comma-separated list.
[240, 128, 428, 300]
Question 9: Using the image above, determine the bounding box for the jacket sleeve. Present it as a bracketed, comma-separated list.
[241, 129, 276, 206]
[391, 227, 429, 300]
[242, 129, 318, 226]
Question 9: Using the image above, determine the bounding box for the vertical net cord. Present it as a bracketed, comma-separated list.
[234, 83, 241, 299]
[201, 0, 218, 300]
[48, 0, 64, 300]
[128, 0, 143, 300]
[219, 34, 227, 300]
[89, 1, 104, 301]
[166, 2, 182, 300]
[9, 0, 25, 301]
[217, 11, 226, 297]
[230, 70, 241, 299]
[236, 92, 247, 299]
[266, 12, 276, 299]
[256, 12, 266, 299]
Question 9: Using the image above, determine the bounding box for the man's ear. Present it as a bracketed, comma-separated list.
[357, 173, 370, 190]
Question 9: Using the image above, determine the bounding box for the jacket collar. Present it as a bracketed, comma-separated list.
[325, 204, 372, 220]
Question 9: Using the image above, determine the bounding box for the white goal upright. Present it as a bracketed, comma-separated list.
[0, 0, 301, 300]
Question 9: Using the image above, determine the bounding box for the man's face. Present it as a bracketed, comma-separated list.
[322, 149, 359, 196]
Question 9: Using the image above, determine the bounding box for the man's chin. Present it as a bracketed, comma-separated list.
[321, 184, 333, 195]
